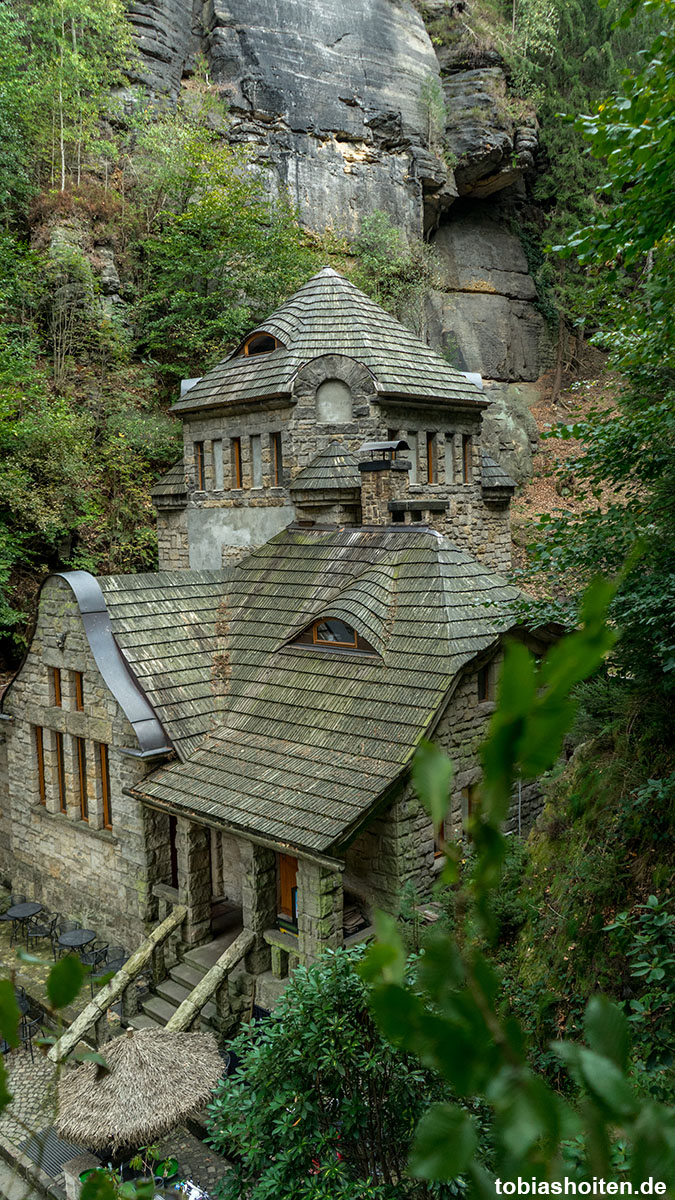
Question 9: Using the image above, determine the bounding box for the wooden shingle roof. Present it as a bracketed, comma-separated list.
[171, 268, 487, 416]
[481, 451, 516, 491]
[150, 460, 188, 507]
[290, 441, 361, 493]
[98, 570, 229, 759]
[132, 527, 519, 855]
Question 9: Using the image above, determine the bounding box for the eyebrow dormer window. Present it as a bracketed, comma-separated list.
[314, 618, 357, 648]
[239, 333, 282, 357]
[290, 617, 378, 655]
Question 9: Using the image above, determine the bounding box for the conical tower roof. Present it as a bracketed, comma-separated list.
[172, 267, 485, 415]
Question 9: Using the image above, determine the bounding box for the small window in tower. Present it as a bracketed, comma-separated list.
[462, 435, 472, 484]
[477, 664, 491, 703]
[74, 671, 84, 712]
[250, 435, 262, 487]
[212, 439, 224, 490]
[52, 667, 62, 707]
[240, 332, 281, 356]
[270, 432, 283, 487]
[444, 433, 455, 485]
[407, 432, 418, 484]
[426, 432, 438, 484]
[194, 441, 205, 490]
[231, 438, 243, 489]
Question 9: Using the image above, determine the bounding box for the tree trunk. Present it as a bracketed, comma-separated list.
[551, 313, 565, 404]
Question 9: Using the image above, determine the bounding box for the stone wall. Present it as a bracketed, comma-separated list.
[177, 360, 511, 571]
[156, 506, 190, 572]
[1, 577, 159, 950]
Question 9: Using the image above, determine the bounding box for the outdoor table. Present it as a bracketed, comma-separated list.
[6, 901, 43, 944]
[58, 928, 96, 955]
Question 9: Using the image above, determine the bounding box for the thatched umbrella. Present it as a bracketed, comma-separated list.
[56, 1028, 225, 1155]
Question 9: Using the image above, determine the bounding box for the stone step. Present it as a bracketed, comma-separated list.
[142, 994, 180, 1025]
[128, 1011, 163, 1031]
[156, 977, 191, 1006]
[170, 960, 207, 990]
[142, 988, 217, 1030]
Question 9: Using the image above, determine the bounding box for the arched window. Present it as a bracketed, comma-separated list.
[316, 378, 353, 423]
[237, 332, 282, 357]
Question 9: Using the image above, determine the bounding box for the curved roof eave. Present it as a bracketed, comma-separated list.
[2, 571, 172, 757]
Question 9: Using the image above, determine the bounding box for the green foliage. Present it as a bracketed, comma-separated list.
[523, 0, 675, 707]
[605, 895, 675, 1091]
[362, 577, 675, 1189]
[47, 954, 85, 1009]
[351, 212, 440, 334]
[207, 947, 463, 1198]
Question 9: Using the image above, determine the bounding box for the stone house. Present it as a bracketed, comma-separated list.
[0, 268, 547, 1007]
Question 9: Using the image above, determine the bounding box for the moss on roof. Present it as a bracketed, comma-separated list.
[171, 268, 487, 416]
[132, 526, 519, 854]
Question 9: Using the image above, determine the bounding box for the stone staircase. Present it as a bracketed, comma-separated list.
[130, 924, 243, 1033]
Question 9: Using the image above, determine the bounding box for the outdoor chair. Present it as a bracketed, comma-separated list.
[19, 1016, 41, 1064]
[1, 894, 26, 945]
[26, 911, 60, 959]
[90, 948, 126, 996]
[80, 939, 108, 969]
[56, 918, 81, 957]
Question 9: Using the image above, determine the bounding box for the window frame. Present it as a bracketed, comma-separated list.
[99, 742, 112, 830]
[34, 726, 46, 805]
[194, 441, 205, 490]
[477, 664, 491, 703]
[241, 332, 281, 357]
[52, 667, 62, 708]
[231, 437, 243, 489]
[270, 432, 283, 487]
[55, 731, 66, 814]
[426, 431, 438, 484]
[312, 618, 358, 649]
[74, 671, 84, 712]
[75, 736, 88, 822]
[462, 434, 472, 484]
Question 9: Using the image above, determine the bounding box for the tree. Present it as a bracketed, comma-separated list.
[206, 948, 463, 1198]
[363, 576, 675, 1191]
[523, 0, 675, 703]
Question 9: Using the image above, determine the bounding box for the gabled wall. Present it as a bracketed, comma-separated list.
[0, 577, 157, 949]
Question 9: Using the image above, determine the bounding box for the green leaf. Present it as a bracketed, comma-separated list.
[0, 978, 20, 1049]
[47, 955, 84, 1009]
[409, 1102, 477, 1179]
[412, 740, 453, 832]
[0, 1058, 13, 1115]
[584, 996, 631, 1070]
[75, 1050, 111, 1073]
[80, 1170, 119, 1200]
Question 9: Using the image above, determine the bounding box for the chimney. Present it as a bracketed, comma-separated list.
[358, 440, 411, 526]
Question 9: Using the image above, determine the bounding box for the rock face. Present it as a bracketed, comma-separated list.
[126, 0, 454, 237]
[123, 0, 552, 481]
[427, 208, 551, 383]
[444, 68, 538, 199]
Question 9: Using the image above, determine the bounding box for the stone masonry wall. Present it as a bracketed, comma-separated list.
[177, 353, 510, 571]
[156, 506, 190, 572]
[1, 576, 159, 950]
[344, 656, 543, 918]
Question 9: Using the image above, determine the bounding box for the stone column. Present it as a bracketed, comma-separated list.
[296, 860, 343, 965]
[240, 842, 276, 973]
[176, 818, 211, 946]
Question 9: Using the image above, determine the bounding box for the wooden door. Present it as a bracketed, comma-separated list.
[278, 854, 298, 921]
